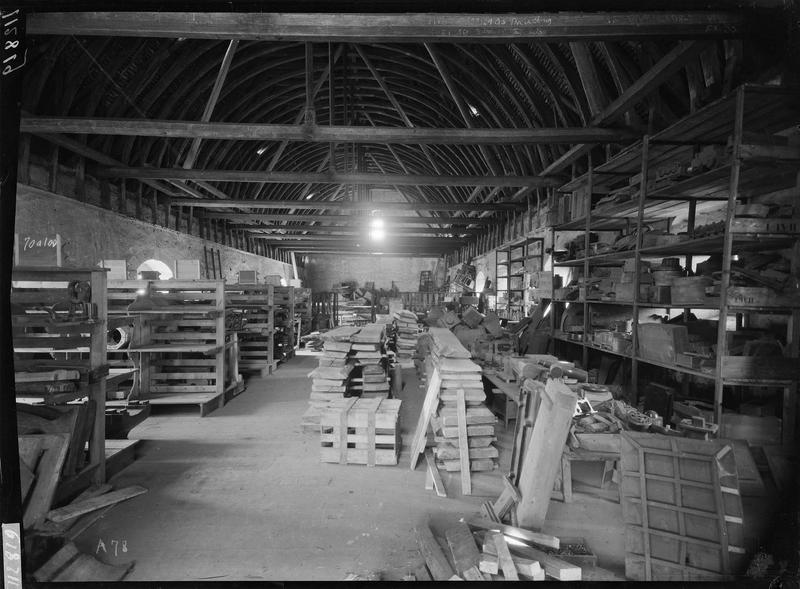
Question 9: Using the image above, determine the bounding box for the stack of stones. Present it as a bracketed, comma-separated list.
[393, 309, 421, 365]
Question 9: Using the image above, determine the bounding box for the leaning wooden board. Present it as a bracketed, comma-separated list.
[619, 431, 746, 581]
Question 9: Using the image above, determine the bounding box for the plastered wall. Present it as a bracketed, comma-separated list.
[14, 184, 296, 283]
[303, 254, 441, 292]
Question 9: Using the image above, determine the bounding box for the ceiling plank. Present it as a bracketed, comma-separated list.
[203, 213, 499, 225]
[27, 12, 745, 42]
[20, 118, 635, 145]
[542, 39, 708, 176]
[101, 169, 560, 188]
[177, 199, 522, 211]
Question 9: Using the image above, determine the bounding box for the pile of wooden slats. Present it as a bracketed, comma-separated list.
[430, 328, 498, 492]
[351, 323, 389, 399]
[319, 397, 401, 465]
[30, 484, 147, 581]
[301, 326, 359, 430]
[393, 309, 421, 365]
[413, 519, 582, 581]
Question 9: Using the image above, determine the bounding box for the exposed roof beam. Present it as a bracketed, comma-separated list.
[251, 235, 467, 245]
[570, 42, 610, 119]
[232, 225, 483, 235]
[102, 169, 559, 188]
[20, 118, 634, 145]
[29, 132, 181, 199]
[203, 213, 499, 225]
[297, 250, 445, 257]
[176, 199, 521, 211]
[27, 12, 745, 42]
[542, 40, 708, 176]
[182, 39, 238, 170]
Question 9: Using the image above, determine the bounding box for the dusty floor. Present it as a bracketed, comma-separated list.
[73, 352, 776, 581]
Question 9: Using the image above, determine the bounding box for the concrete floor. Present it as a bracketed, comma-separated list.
[75, 354, 645, 580]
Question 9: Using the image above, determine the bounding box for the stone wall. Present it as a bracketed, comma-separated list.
[14, 184, 296, 283]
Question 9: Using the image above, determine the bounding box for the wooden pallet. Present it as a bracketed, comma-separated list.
[619, 431, 746, 581]
[148, 392, 226, 417]
[320, 397, 401, 466]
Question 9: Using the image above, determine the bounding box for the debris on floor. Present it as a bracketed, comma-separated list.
[33, 541, 134, 582]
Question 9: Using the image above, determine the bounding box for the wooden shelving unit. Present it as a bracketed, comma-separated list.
[273, 286, 296, 361]
[550, 84, 800, 444]
[123, 279, 230, 417]
[496, 237, 544, 321]
[12, 266, 108, 488]
[224, 283, 277, 377]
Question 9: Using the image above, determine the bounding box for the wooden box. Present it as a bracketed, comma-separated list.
[727, 286, 800, 308]
[721, 356, 800, 382]
[670, 276, 713, 305]
[637, 324, 689, 364]
[320, 397, 401, 466]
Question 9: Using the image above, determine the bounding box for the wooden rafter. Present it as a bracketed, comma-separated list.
[176, 200, 521, 212]
[542, 40, 708, 175]
[103, 168, 560, 188]
[231, 224, 483, 235]
[27, 12, 745, 42]
[19, 118, 636, 145]
[202, 213, 499, 225]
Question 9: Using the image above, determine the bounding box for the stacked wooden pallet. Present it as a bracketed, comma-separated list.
[393, 309, 421, 366]
[224, 284, 276, 377]
[319, 396, 401, 465]
[301, 326, 360, 430]
[351, 323, 389, 399]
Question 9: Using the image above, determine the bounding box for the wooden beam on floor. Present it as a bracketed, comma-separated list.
[21, 117, 635, 146]
[27, 12, 745, 42]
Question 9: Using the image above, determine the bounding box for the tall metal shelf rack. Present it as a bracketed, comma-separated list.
[549, 84, 800, 445]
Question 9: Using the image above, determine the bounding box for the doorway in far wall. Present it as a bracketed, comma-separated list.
[136, 259, 173, 280]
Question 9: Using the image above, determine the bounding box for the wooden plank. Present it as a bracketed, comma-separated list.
[46, 485, 148, 523]
[52, 552, 134, 582]
[415, 523, 455, 581]
[23, 433, 71, 529]
[493, 533, 519, 580]
[509, 544, 581, 581]
[425, 449, 446, 497]
[466, 519, 560, 550]
[445, 521, 482, 576]
[456, 388, 471, 496]
[515, 379, 577, 529]
[33, 542, 80, 582]
[409, 367, 442, 470]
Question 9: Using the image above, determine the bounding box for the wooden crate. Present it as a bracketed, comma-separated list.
[320, 397, 401, 466]
[721, 356, 800, 382]
[637, 324, 689, 364]
[619, 432, 746, 581]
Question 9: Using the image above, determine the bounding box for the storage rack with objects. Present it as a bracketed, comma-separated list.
[549, 84, 800, 445]
[12, 266, 109, 495]
[495, 237, 543, 322]
[294, 287, 313, 343]
[224, 283, 276, 377]
[273, 286, 296, 362]
[122, 279, 233, 417]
